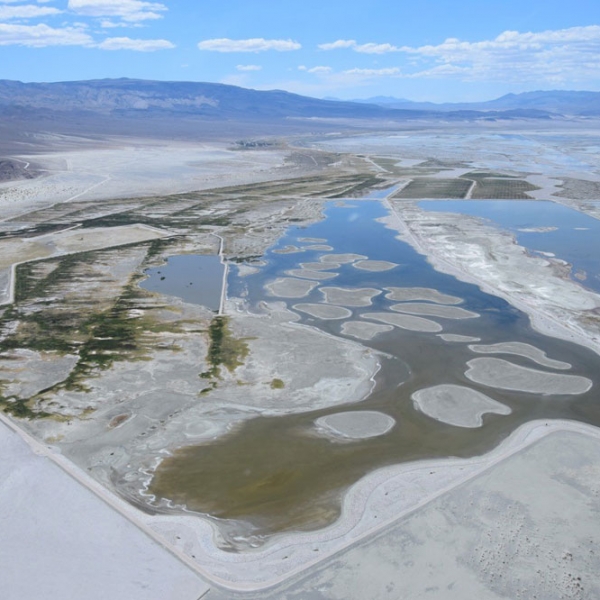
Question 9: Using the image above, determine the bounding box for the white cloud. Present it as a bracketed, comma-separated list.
[0, 4, 61, 18]
[399, 25, 600, 83]
[319, 26, 600, 84]
[97, 35, 173, 50]
[236, 64, 262, 71]
[318, 39, 357, 50]
[299, 65, 332, 74]
[343, 67, 401, 76]
[99, 19, 137, 27]
[0, 22, 92, 46]
[318, 39, 401, 53]
[68, 0, 166, 22]
[198, 37, 301, 53]
[354, 42, 400, 54]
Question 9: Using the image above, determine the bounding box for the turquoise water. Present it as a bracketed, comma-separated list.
[421, 200, 600, 292]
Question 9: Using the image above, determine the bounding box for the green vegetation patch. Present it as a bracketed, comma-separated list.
[0, 242, 200, 417]
[200, 316, 249, 381]
[468, 178, 539, 199]
[270, 378, 285, 389]
[394, 178, 472, 199]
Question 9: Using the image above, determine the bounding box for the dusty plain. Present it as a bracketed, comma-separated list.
[2, 123, 600, 598]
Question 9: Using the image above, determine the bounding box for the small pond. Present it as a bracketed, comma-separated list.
[140, 254, 224, 311]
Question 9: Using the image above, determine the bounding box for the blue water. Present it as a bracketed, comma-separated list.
[421, 200, 600, 292]
[230, 200, 511, 326]
[141, 254, 224, 311]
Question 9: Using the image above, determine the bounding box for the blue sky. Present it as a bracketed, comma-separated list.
[1, 0, 600, 101]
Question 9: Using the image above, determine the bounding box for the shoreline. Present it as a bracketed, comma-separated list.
[118, 419, 600, 590]
[381, 198, 600, 358]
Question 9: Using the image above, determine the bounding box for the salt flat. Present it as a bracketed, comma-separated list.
[0, 418, 209, 600]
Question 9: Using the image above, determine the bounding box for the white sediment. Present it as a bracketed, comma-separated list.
[315, 411, 396, 440]
[412, 384, 511, 428]
[438, 334, 481, 342]
[390, 302, 479, 320]
[353, 260, 398, 272]
[384, 286, 463, 305]
[299, 261, 340, 271]
[465, 358, 592, 395]
[265, 277, 319, 298]
[362, 312, 443, 332]
[341, 321, 394, 340]
[382, 199, 600, 356]
[320, 286, 382, 307]
[293, 303, 353, 320]
[304, 244, 333, 251]
[319, 253, 367, 264]
[273, 245, 304, 254]
[285, 269, 339, 281]
[297, 237, 328, 243]
[468, 342, 572, 370]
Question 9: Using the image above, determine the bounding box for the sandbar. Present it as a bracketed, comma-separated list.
[412, 384, 511, 428]
[353, 260, 398, 272]
[297, 237, 327, 243]
[341, 321, 393, 340]
[299, 262, 340, 271]
[315, 411, 396, 440]
[265, 277, 318, 298]
[285, 268, 339, 281]
[293, 303, 353, 320]
[304, 244, 333, 251]
[319, 253, 367, 264]
[320, 286, 382, 307]
[273, 245, 304, 254]
[438, 334, 481, 342]
[385, 286, 463, 305]
[390, 302, 479, 320]
[236, 264, 260, 277]
[465, 358, 592, 395]
[468, 342, 571, 370]
[362, 312, 443, 332]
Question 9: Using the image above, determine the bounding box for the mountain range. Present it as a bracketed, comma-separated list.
[0, 78, 579, 122]
[1, 79, 598, 150]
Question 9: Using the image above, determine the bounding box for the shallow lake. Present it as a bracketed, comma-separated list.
[150, 199, 600, 548]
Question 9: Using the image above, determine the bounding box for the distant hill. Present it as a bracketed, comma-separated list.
[349, 90, 600, 116]
[0, 78, 558, 121]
